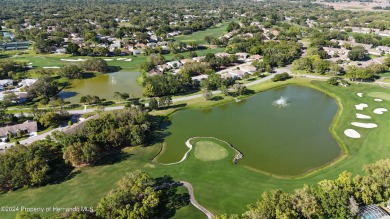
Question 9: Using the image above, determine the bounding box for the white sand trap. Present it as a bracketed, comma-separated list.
[373, 108, 388, 114]
[117, 58, 126, 60]
[356, 113, 371, 119]
[124, 59, 132, 61]
[355, 103, 368, 110]
[374, 99, 383, 102]
[103, 59, 113, 61]
[60, 58, 86, 62]
[43, 66, 60, 69]
[27, 62, 33, 65]
[351, 122, 377, 128]
[344, 129, 361, 138]
[357, 93, 363, 97]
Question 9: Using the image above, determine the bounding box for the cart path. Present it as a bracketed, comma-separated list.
[180, 181, 214, 219]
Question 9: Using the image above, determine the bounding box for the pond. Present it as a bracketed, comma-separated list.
[59, 71, 143, 103]
[158, 85, 341, 176]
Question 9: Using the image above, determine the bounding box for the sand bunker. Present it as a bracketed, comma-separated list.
[344, 129, 361, 138]
[355, 103, 368, 110]
[103, 59, 113, 61]
[373, 108, 388, 114]
[351, 122, 377, 128]
[357, 93, 363, 97]
[356, 113, 371, 119]
[124, 59, 132, 61]
[117, 58, 126, 60]
[374, 99, 383, 102]
[43, 66, 60, 69]
[60, 58, 86, 62]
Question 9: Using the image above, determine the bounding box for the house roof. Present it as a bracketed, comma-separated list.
[147, 68, 163, 76]
[0, 121, 37, 137]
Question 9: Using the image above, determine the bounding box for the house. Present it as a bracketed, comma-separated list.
[166, 61, 182, 69]
[236, 52, 249, 60]
[157, 41, 168, 46]
[156, 64, 170, 72]
[215, 52, 231, 58]
[228, 69, 246, 79]
[0, 121, 38, 143]
[146, 42, 157, 48]
[192, 56, 205, 62]
[18, 79, 37, 87]
[367, 49, 382, 56]
[180, 59, 194, 64]
[376, 46, 390, 54]
[191, 75, 208, 81]
[250, 54, 263, 60]
[133, 50, 142, 56]
[240, 65, 257, 74]
[147, 68, 163, 77]
[0, 79, 14, 90]
[220, 73, 234, 79]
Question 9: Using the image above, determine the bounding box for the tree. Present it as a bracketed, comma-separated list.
[59, 65, 82, 79]
[96, 171, 159, 219]
[203, 89, 213, 100]
[327, 77, 339, 86]
[15, 211, 42, 219]
[63, 142, 99, 167]
[39, 111, 61, 128]
[66, 42, 80, 55]
[2, 92, 18, 106]
[27, 75, 59, 101]
[272, 73, 290, 82]
[113, 92, 130, 100]
[148, 98, 158, 110]
[348, 46, 367, 61]
[82, 58, 108, 73]
[158, 96, 172, 107]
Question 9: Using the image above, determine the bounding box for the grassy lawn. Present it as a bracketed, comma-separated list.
[193, 138, 229, 161]
[175, 22, 229, 45]
[6, 47, 225, 71]
[1, 78, 390, 218]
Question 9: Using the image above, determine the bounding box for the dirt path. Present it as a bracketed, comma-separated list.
[180, 181, 214, 219]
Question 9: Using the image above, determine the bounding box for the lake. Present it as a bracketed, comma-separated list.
[59, 71, 143, 103]
[158, 85, 341, 176]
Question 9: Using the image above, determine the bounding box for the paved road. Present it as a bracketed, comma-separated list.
[180, 181, 214, 219]
[0, 115, 97, 150]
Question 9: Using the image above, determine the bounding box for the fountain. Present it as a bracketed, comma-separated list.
[273, 96, 289, 107]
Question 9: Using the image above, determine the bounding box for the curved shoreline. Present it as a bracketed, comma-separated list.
[154, 137, 243, 165]
[154, 80, 349, 179]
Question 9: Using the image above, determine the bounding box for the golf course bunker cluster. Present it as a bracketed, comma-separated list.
[345, 92, 388, 139]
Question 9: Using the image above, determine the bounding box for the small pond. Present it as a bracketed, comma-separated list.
[158, 85, 341, 176]
[59, 71, 143, 103]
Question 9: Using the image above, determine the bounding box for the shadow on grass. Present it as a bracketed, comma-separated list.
[154, 175, 190, 218]
[94, 148, 133, 166]
[211, 96, 224, 101]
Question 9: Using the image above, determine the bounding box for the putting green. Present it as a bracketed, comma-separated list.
[368, 92, 390, 101]
[194, 140, 228, 161]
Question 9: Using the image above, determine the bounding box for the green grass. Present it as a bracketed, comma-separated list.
[1, 79, 390, 218]
[175, 22, 229, 45]
[193, 138, 229, 161]
[367, 92, 390, 101]
[6, 47, 226, 72]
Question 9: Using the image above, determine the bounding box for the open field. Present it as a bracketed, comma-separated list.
[175, 22, 228, 45]
[4, 47, 225, 71]
[0, 78, 390, 218]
